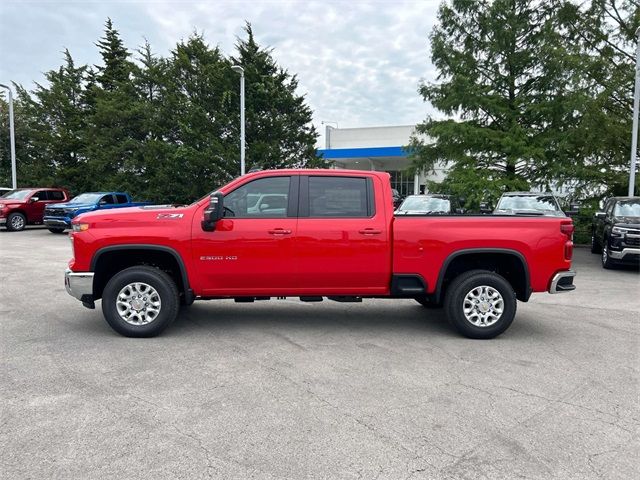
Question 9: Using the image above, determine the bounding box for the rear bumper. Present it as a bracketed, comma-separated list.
[65, 268, 95, 307]
[549, 270, 576, 294]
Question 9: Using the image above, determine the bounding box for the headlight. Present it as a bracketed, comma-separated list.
[612, 226, 628, 235]
[72, 223, 89, 232]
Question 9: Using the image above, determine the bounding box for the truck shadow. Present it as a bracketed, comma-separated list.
[164, 300, 550, 340]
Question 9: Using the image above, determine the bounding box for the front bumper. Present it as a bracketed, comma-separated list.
[65, 268, 95, 308]
[608, 247, 640, 263]
[549, 270, 576, 294]
[44, 216, 72, 228]
[0, 217, 5, 225]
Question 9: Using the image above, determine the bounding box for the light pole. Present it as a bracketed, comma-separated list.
[231, 65, 245, 176]
[0, 83, 17, 189]
[629, 26, 640, 196]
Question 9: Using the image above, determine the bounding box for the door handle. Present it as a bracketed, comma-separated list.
[359, 228, 382, 235]
[268, 228, 292, 235]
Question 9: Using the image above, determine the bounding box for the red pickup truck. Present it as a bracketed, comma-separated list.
[65, 169, 576, 339]
[0, 187, 71, 231]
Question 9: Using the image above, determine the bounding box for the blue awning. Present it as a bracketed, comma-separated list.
[317, 146, 407, 159]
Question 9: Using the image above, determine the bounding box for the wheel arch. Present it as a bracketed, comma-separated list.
[90, 245, 193, 303]
[435, 248, 531, 303]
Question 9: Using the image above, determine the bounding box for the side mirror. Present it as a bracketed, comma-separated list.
[595, 211, 606, 219]
[29, 197, 39, 203]
[202, 192, 224, 231]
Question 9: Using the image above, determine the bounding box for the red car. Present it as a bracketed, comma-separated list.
[64, 169, 575, 339]
[0, 188, 71, 231]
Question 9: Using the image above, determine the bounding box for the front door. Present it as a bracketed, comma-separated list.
[295, 175, 391, 295]
[27, 190, 52, 223]
[192, 175, 299, 296]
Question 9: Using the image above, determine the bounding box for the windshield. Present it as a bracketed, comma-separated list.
[496, 195, 559, 212]
[1, 189, 32, 200]
[614, 200, 640, 217]
[399, 196, 451, 213]
[69, 193, 103, 204]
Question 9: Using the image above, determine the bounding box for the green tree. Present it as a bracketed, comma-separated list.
[411, 0, 638, 207]
[232, 23, 322, 171]
[83, 18, 146, 193]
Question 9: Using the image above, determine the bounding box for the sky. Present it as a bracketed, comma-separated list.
[0, 0, 441, 146]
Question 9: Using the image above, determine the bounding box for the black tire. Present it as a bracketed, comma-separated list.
[48, 227, 66, 234]
[6, 212, 26, 231]
[590, 230, 601, 254]
[601, 240, 615, 269]
[101, 266, 180, 337]
[444, 269, 517, 339]
[414, 296, 442, 309]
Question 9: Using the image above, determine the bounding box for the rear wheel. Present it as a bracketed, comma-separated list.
[444, 270, 517, 339]
[101, 266, 179, 337]
[590, 230, 601, 254]
[48, 227, 65, 234]
[6, 212, 26, 231]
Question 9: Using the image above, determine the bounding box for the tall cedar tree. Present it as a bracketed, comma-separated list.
[231, 23, 323, 171]
[83, 19, 146, 192]
[410, 0, 638, 207]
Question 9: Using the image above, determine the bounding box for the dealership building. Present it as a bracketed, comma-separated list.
[317, 125, 447, 196]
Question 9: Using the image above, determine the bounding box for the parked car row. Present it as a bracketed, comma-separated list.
[0, 188, 148, 232]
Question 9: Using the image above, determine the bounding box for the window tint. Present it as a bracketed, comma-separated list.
[34, 191, 49, 201]
[115, 194, 128, 204]
[100, 195, 115, 205]
[225, 177, 290, 218]
[49, 190, 65, 201]
[309, 177, 369, 217]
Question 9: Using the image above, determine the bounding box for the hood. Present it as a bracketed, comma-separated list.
[612, 216, 640, 227]
[46, 202, 95, 210]
[0, 198, 25, 206]
[73, 204, 194, 228]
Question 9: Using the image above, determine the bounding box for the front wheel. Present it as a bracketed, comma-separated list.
[601, 242, 615, 269]
[6, 212, 26, 231]
[101, 266, 180, 337]
[444, 270, 517, 339]
[48, 227, 66, 234]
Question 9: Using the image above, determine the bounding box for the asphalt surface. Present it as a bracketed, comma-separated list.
[1, 227, 639, 480]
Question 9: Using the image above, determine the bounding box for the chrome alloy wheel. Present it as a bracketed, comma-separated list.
[116, 282, 161, 325]
[10, 215, 25, 230]
[462, 285, 504, 327]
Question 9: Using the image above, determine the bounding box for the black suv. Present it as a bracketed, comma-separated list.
[591, 197, 640, 268]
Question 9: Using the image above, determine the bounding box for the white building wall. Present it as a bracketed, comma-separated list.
[327, 125, 416, 149]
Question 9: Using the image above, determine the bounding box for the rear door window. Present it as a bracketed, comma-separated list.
[307, 177, 372, 218]
[115, 194, 128, 204]
[49, 190, 65, 201]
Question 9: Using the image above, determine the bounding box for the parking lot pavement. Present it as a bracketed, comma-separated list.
[1, 228, 638, 480]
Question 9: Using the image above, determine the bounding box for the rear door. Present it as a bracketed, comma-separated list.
[294, 174, 391, 294]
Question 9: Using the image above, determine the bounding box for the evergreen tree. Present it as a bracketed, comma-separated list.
[84, 19, 145, 193]
[231, 23, 322, 171]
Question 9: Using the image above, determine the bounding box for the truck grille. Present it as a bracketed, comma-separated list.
[625, 236, 640, 247]
[47, 208, 65, 216]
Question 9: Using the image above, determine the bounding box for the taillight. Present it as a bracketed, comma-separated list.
[560, 222, 574, 238]
[561, 221, 574, 260]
